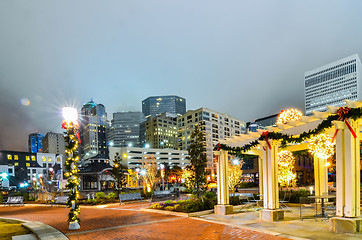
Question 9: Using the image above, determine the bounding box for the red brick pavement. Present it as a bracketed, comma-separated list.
[0, 205, 289, 240]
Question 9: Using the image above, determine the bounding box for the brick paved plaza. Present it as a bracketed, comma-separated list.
[0, 204, 288, 239]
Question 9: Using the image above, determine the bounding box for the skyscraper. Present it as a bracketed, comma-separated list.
[144, 112, 178, 149]
[107, 112, 145, 148]
[305, 54, 362, 116]
[79, 100, 108, 159]
[142, 95, 186, 118]
[28, 133, 44, 153]
[42, 132, 66, 164]
[178, 107, 246, 172]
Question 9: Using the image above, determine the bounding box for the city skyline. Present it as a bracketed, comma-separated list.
[2, 1, 362, 151]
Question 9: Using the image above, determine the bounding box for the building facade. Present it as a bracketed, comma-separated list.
[142, 95, 186, 118]
[109, 146, 189, 169]
[28, 133, 44, 153]
[80, 100, 108, 160]
[42, 132, 66, 164]
[177, 107, 246, 171]
[144, 112, 178, 149]
[0, 151, 63, 188]
[107, 111, 145, 148]
[305, 54, 362, 115]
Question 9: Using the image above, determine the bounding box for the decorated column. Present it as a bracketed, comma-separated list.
[330, 110, 361, 234]
[62, 107, 81, 230]
[214, 150, 233, 215]
[259, 136, 284, 221]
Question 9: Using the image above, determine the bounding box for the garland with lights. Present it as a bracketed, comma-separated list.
[62, 121, 81, 225]
[216, 106, 362, 155]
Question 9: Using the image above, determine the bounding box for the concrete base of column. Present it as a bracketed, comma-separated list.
[329, 217, 362, 234]
[214, 205, 233, 215]
[69, 222, 80, 230]
[259, 209, 284, 222]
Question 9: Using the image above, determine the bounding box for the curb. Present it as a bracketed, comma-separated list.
[140, 208, 215, 218]
[0, 217, 69, 240]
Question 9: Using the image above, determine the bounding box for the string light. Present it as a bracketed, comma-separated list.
[277, 150, 296, 187]
[308, 134, 335, 159]
[276, 108, 303, 124]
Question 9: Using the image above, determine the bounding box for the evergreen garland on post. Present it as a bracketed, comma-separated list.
[63, 121, 81, 225]
[187, 124, 207, 198]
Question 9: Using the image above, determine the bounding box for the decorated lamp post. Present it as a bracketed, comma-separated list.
[62, 107, 81, 230]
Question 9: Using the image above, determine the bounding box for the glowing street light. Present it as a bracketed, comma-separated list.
[232, 159, 239, 165]
[1, 172, 8, 179]
[62, 107, 78, 124]
[140, 169, 146, 176]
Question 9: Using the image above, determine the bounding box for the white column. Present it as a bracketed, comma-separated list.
[258, 155, 263, 199]
[261, 140, 279, 209]
[334, 120, 360, 217]
[216, 150, 229, 205]
[313, 156, 328, 197]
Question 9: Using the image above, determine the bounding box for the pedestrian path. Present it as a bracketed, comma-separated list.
[197, 207, 362, 240]
[0, 204, 287, 240]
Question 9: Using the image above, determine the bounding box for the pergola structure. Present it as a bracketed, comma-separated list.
[214, 100, 361, 234]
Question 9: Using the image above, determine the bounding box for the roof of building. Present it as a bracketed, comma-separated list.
[82, 100, 97, 109]
[79, 162, 112, 173]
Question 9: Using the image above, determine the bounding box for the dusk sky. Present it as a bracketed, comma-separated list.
[1, 1, 362, 151]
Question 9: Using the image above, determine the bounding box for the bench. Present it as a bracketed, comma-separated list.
[237, 193, 255, 204]
[51, 196, 69, 206]
[151, 190, 175, 203]
[119, 192, 144, 205]
[3, 196, 24, 206]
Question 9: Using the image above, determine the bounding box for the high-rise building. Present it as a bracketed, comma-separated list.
[80, 100, 108, 160]
[144, 112, 178, 149]
[305, 54, 362, 116]
[107, 112, 145, 148]
[28, 133, 44, 153]
[142, 95, 186, 118]
[178, 107, 246, 172]
[42, 132, 66, 164]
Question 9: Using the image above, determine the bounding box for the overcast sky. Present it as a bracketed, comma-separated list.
[1, 0, 362, 151]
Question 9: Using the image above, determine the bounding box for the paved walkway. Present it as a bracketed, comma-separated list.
[199, 208, 362, 240]
[0, 204, 287, 240]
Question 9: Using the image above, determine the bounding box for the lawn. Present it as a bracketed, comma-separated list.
[0, 220, 31, 240]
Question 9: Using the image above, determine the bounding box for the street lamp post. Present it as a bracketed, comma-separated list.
[62, 107, 81, 230]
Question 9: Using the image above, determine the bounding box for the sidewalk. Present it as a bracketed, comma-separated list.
[195, 207, 362, 240]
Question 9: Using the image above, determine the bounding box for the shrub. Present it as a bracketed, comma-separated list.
[96, 192, 105, 200]
[279, 189, 312, 203]
[107, 192, 117, 200]
[229, 196, 242, 205]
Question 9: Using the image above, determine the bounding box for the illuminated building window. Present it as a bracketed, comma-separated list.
[26, 163, 30, 167]
[7, 155, 12, 160]
[14, 162, 19, 166]
[57, 158, 61, 162]
[26, 156, 30, 161]
[31, 156, 36, 161]
[48, 157, 52, 162]
[42, 157, 46, 162]
[14, 155, 18, 160]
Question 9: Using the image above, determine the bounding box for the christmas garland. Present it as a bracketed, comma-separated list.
[216, 106, 362, 156]
[63, 121, 81, 224]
